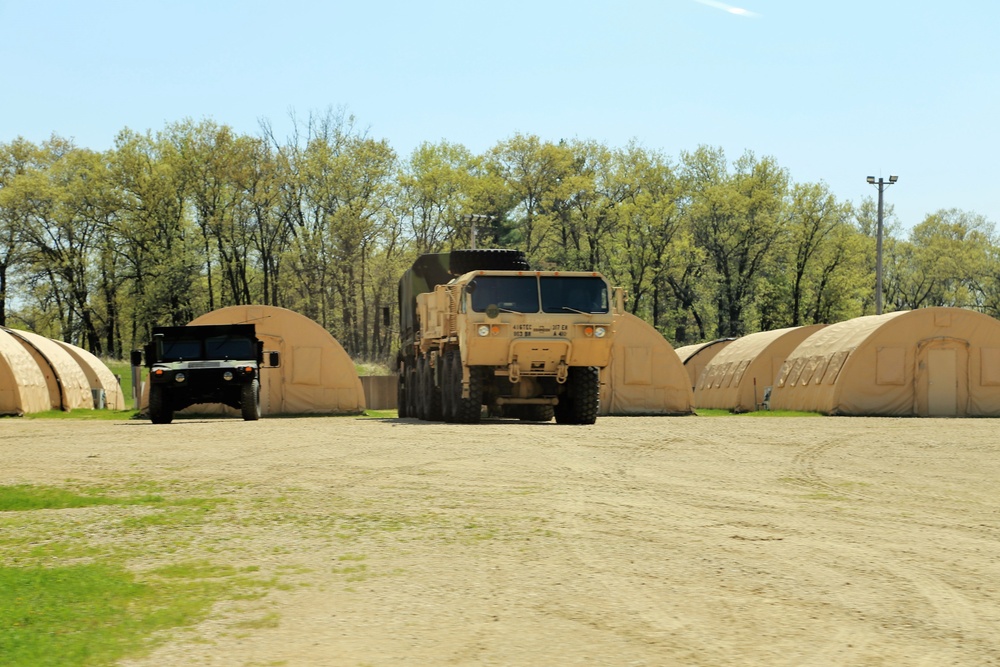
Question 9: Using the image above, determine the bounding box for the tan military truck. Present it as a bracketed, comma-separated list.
[396, 249, 623, 424]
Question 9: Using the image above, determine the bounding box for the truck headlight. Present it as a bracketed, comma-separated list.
[477, 325, 490, 337]
[223, 371, 234, 381]
[595, 327, 607, 338]
[174, 373, 186, 383]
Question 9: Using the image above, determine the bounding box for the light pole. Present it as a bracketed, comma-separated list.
[866, 175, 898, 315]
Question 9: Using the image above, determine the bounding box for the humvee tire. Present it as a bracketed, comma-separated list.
[149, 384, 173, 424]
[241, 379, 261, 421]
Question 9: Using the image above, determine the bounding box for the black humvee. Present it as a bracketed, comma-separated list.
[131, 324, 278, 424]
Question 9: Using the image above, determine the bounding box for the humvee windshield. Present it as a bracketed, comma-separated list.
[159, 335, 255, 362]
[468, 275, 608, 314]
[205, 335, 255, 360]
[160, 338, 202, 362]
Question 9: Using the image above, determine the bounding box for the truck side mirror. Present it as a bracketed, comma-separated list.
[614, 287, 625, 314]
[268, 351, 281, 367]
[130, 349, 142, 367]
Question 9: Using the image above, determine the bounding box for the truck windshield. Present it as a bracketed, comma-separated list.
[539, 276, 609, 314]
[205, 335, 255, 360]
[469, 276, 539, 313]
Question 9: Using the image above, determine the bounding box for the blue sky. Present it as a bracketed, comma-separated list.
[2, 0, 997, 230]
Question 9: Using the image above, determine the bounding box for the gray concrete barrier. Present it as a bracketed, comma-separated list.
[360, 375, 398, 410]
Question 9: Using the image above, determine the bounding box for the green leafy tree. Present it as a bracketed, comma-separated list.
[683, 147, 788, 337]
[894, 209, 994, 309]
[398, 141, 475, 254]
[0, 138, 44, 327]
[109, 128, 203, 340]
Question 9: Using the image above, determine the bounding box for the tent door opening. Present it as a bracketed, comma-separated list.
[926, 348, 958, 417]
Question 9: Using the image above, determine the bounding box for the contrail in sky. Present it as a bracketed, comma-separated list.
[695, 0, 760, 18]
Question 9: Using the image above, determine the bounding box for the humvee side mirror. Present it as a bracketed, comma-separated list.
[130, 349, 142, 367]
[614, 287, 625, 314]
[268, 351, 280, 367]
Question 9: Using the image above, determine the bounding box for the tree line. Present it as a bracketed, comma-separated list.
[1, 110, 997, 362]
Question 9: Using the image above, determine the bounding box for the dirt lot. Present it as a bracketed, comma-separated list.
[3, 415, 1000, 666]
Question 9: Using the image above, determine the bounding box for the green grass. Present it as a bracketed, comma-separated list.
[22, 409, 138, 420]
[0, 482, 273, 667]
[103, 359, 135, 402]
[0, 485, 163, 512]
[354, 360, 392, 376]
[0, 562, 219, 667]
[359, 409, 397, 419]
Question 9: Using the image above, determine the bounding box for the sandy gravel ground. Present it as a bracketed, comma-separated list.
[2, 415, 1000, 666]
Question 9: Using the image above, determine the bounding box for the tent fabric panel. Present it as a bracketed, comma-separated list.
[0, 329, 50, 415]
[291, 346, 323, 386]
[771, 308, 1000, 416]
[674, 339, 736, 391]
[980, 348, 1000, 386]
[694, 325, 825, 412]
[598, 313, 693, 415]
[52, 340, 127, 410]
[4, 329, 94, 410]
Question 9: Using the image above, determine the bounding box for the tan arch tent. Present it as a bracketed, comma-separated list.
[52, 340, 127, 410]
[4, 328, 93, 410]
[674, 338, 736, 392]
[0, 329, 50, 415]
[598, 313, 694, 415]
[769, 307, 1000, 417]
[694, 324, 826, 412]
[180, 305, 366, 415]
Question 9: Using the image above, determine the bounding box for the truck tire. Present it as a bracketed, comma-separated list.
[448, 249, 530, 276]
[554, 366, 600, 425]
[397, 367, 409, 418]
[148, 384, 173, 424]
[454, 365, 483, 424]
[413, 357, 427, 419]
[422, 355, 443, 421]
[241, 379, 261, 421]
[521, 405, 554, 422]
[440, 351, 456, 422]
[406, 364, 420, 418]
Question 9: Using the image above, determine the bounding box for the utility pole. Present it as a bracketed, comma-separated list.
[462, 214, 494, 249]
[866, 175, 898, 315]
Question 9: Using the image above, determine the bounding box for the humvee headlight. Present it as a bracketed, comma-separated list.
[595, 327, 607, 338]
[477, 325, 490, 337]
[174, 373, 186, 383]
[223, 371, 234, 381]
